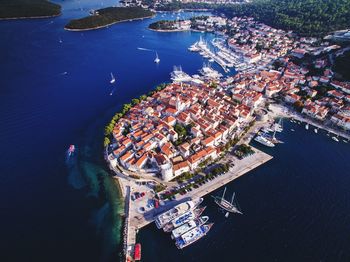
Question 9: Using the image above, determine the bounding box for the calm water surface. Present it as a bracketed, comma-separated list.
[0, 1, 211, 261]
[1, 1, 350, 262]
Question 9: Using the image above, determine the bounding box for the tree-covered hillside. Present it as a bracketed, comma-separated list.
[0, 0, 61, 19]
[216, 0, 350, 36]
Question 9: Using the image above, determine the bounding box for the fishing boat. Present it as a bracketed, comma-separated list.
[163, 206, 206, 233]
[67, 145, 75, 156]
[154, 52, 160, 64]
[171, 216, 209, 239]
[110, 72, 116, 84]
[212, 187, 242, 217]
[155, 198, 203, 229]
[175, 223, 213, 249]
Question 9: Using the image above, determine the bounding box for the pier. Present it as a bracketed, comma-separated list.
[121, 146, 272, 261]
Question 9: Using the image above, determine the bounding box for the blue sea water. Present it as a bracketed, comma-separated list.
[1, 1, 350, 261]
[0, 1, 213, 261]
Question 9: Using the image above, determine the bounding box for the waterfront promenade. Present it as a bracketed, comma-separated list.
[121, 145, 272, 261]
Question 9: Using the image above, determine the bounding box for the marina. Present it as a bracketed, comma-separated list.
[122, 146, 273, 261]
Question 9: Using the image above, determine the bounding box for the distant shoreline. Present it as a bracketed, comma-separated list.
[65, 14, 155, 32]
[148, 27, 190, 33]
[0, 12, 61, 21]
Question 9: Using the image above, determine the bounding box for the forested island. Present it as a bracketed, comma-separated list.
[149, 20, 186, 31]
[137, 0, 350, 37]
[216, 0, 350, 37]
[0, 0, 61, 19]
[65, 7, 155, 31]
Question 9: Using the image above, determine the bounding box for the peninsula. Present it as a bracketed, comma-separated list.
[0, 0, 61, 20]
[64, 7, 155, 31]
[106, 8, 350, 259]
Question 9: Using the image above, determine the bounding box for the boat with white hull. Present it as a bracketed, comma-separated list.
[171, 216, 209, 239]
[155, 198, 203, 229]
[163, 206, 206, 233]
[254, 135, 275, 147]
[170, 66, 192, 82]
[175, 223, 213, 249]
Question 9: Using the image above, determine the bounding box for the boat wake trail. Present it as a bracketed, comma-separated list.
[137, 47, 154, 52]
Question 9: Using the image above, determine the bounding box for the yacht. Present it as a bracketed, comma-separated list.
[163, 206, 206, 233]
[212, 187, 242, 217]
[175, 223, 213, 249]
[199, 63, 222, 79]
[170, 66, 192, 82]
[155, 198, 203, 229]
[254, 135, 275, 147]
[171, 216, 209, 239]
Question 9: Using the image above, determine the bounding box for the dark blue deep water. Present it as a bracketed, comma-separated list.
[1, 1, 350, 261]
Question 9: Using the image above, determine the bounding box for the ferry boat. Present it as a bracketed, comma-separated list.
[254, 135, 275, 147]
[67, 145, 75, 156]
[171, 216, 209, 239]
[163, 206, 206, 233]
[170, 66, 192, 83]
[155, 198, 203, 229]
[133, 243, 141, 261]
[175, 223, 213, 249]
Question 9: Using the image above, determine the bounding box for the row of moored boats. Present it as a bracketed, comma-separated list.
[155, 197, 213, 249]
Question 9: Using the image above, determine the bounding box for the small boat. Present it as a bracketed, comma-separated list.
[314, 128, 318, 134]
[59, 38, 63, 43]
[67, 145, 75, 156]
[110, 72, 116, 84]
[343, 140, 348, 143]
[305, 123, 309, 130]
[134, 243, 141, 261]
[291, 129, 295, 132]
[332, 136, 339, 142]
[154, 52, 160, 64]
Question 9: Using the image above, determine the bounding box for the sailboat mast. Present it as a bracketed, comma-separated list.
[230, 192, 235, 205]
[221, 187, 226, 201]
